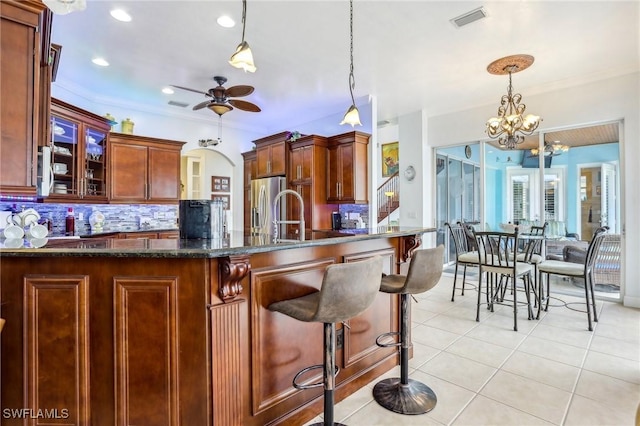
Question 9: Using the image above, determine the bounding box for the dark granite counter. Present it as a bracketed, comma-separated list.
[0, 226, 435, 258]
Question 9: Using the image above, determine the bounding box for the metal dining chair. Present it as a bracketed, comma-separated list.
[474, 228, 535, 331]
[537, 227, 608, 331]
[445, 222, 479, 302]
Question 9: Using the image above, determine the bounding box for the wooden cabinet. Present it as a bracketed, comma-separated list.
[287, 135, 336, 235]
[109, 133, 185, 203]
[48, 98, 111, 202]
[327, 131, 370, 204]
[0, 0, 47, 196]
[242, 150, 257, 234]
[254, 132, 287, 178]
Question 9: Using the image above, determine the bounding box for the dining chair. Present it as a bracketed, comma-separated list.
[445, 222, 478, 302]
[537, 226, 608, 331]
[473, 228, 535, 331]
[517, 222, 547, 307]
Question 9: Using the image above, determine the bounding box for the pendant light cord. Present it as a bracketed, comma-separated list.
[348, 0, 356, 105]
[241, 0, 247, 43]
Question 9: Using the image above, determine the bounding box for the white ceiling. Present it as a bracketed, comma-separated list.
[50, 1, 639, 135]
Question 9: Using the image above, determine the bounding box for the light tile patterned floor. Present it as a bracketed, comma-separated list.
[303, 274, 640, 426]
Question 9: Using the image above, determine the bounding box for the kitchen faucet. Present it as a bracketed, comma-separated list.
[272, 189, 305, 242]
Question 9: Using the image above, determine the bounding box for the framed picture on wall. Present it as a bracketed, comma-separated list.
[381, 142, 399, 177]
[211, 176, 230, 193]
[211, 193, 230, 210]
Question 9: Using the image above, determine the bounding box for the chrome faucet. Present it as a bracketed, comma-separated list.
[272, 189, 305, 242]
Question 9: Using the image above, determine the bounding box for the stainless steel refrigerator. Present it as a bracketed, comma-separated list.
[250, 176, 287, 236]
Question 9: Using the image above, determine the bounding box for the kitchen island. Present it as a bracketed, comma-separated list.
[1, 227, 434, 425]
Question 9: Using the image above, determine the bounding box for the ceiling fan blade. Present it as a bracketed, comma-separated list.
[225, 85, 254, 98]
[228, 99, 261, 112]
[172, 85, 209, 96]
[192, 100, 212, 110]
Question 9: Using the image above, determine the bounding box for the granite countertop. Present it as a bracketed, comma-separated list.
[0, 227, 435, 258]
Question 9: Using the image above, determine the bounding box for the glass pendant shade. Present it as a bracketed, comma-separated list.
[43, 0, 86, 14]
[208, 103, 233, 116]
[229, 41, 256, 73]
[340, 104, 362, 127]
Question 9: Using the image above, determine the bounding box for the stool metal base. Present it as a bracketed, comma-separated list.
[372, 378, 437, 415]
[307, 423, 347, 426]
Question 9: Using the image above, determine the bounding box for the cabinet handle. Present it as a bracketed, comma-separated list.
[297, 165, 301, 180]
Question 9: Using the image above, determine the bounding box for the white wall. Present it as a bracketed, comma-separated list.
[425, 72, 640, 307]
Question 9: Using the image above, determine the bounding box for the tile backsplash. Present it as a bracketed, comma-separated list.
[0, 202, 178, 236]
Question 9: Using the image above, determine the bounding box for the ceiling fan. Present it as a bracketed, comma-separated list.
[172, 76, 261, 116]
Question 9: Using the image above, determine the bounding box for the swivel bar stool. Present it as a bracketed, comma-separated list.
[268, 256, 383, 426]
[373, 246, 444, 415]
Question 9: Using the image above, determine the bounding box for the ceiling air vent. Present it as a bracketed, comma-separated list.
[450, 6, 487, 28]
[168, 100, 189, 108]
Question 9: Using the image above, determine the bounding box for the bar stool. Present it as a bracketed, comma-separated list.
[268, 256, 383, 426]
[373, 246, 444, 415]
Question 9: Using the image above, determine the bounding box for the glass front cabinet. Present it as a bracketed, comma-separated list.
[49, 98, 111, 202]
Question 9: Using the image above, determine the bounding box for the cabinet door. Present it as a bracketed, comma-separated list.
[256, 145, 271, 177]
[83, 126, 107, 199]
[327, 146, 341, 202]
[338, 143, 355, 202]
[110, 143, 147, 200]
[269, 141, 287, 176]
[289, 148, 303, 182]
[148, 147, 181, 201]
[287, 183, 312, 238]
[0, 3, 42, 195]
[51, 114, 80, 197]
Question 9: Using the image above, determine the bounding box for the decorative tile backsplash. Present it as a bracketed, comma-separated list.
[0, 202, 178, 236]
[338, 204, 370, 229]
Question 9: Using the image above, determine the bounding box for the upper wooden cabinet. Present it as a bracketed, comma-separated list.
[242, 150, 257, 234]
[327, 131, 370, 204]
[287, 135, 336, 235]
[109, 133, 185, 203]
[48, 98, 111, 203]
[0, 0, 47, 196]
[254, 132, 287, 178]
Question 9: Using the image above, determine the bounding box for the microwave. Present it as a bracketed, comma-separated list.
[37, 146, 53, 197]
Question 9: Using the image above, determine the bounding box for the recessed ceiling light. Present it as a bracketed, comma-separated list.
[92, 57, 109, 67]
[162, 87, 175, 95]
[110, 9, 132, 22]
[217, 15, 235, 28]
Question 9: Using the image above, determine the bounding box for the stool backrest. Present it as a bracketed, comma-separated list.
[403, 245, 445, 294]
[314, 256, 383, 323]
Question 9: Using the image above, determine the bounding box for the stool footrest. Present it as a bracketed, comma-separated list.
[293, 364, 340, 390]
[376, 331, 401, 348]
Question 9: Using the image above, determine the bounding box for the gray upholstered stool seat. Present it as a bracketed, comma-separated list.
[269, 256, 383, 426]
[373, 246, 444, 415]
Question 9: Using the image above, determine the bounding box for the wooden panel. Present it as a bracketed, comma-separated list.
[148, 146, 181, 201]
[114, 276, 179, 426]
[24, 275, 90, 425]
[0, 1, 42, 195]
[250, 258, 335, 415]
[342, 249, 397, 368]
[109, 143, 147, 200]
[339, 143, 355, 202]
[211, 300, 244, 426]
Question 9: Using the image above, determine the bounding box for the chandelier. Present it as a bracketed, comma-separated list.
[531, 140, 569, 156]
[485, 54, 541, 149]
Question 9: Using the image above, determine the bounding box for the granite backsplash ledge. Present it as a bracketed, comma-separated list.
[0, 202, 178, 236]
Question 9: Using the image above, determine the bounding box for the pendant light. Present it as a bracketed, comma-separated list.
[229, 0, 256, 73]
[340, 0, 361, 127]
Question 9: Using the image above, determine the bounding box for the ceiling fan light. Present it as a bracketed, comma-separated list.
[229, 41, 256, 73]
[340, 104, 362, 127]
[43, 0, 86, 15]
[208, 103, 233, 116]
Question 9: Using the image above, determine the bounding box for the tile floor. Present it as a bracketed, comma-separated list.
[303, 273, 640, 426]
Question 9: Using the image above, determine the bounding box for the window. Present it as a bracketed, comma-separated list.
[507, 167, 565, 223]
